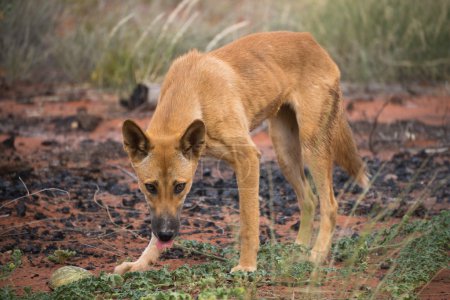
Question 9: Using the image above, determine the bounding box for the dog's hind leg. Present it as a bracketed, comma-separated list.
[292, 85, 340, 264]
[306, 150, 337, 263]
[269, 104, 317, 248]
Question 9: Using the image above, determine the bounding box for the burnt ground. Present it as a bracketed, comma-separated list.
[0, 84, 449, 298]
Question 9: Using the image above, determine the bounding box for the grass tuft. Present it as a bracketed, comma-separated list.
[0, 249, 22, 280]
[1, 0, 448, 89]
[47, 249, 77, 264]
[381, 210, 450, 298]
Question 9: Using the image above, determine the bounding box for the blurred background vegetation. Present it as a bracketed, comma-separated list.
[0, 0, 449, 91]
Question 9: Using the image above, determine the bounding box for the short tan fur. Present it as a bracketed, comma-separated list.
[115, 31, 368, 274]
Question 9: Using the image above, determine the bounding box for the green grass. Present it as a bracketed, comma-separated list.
[47, 249, 77, 264]
[0, 249, 22, 280]
[294, 0, 450, 83]
[0, 0, 449, 91]
[1, 211, 448, 299]
[381, 211, 450, 298]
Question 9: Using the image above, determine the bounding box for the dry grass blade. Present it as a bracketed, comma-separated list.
[0, 188, 70, 210]
[205, 21, 249, 52]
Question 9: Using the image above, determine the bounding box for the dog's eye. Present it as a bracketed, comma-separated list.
[174, 182, 186, 194]
[145, 183, 158, 195]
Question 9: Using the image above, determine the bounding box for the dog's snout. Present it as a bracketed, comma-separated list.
[157, 231, 175, 242]
[151, 213, 180, 242]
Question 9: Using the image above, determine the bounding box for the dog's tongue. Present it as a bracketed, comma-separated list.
[156, 239, 174, 251]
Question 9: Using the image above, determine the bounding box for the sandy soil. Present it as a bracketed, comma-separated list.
[0, 83, 448, 298]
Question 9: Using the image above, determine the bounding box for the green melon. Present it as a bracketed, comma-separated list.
[49, 266, 92, 289]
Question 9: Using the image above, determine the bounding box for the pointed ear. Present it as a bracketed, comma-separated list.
[122, 120, 150, 161]
[180, 119, 206, 158]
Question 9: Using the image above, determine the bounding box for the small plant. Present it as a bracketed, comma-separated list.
[332, 234, 370, 264]
[140, 291, 192, 300]
[381, 211, 450, 298]
[47, 249, 77, 264]
[0, 249, 22, 280]
[1, 211, 448, 299]
[198, 287, 245, 300]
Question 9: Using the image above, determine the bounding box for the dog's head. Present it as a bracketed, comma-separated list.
[122, 119, 205, 246]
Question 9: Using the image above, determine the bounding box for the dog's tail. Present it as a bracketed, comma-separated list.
[333, 117, 369, 188]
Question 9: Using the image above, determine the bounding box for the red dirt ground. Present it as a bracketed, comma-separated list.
[0, 84, 448, 298]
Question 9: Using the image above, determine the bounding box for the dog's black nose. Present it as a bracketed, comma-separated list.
[157, 231, 174, 242]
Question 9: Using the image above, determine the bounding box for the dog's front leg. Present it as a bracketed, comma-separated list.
[114, 233, 161, 275]
[229, 146, 260, 273]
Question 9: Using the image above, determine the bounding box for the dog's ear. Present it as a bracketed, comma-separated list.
[180, 119, 206, 158]
[122, 120, 151, 161]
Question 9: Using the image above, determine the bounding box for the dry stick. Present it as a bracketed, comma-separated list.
[174, 242, 227, 262]
[96, 239, 131, 255]
[78, 242, 126, 257]
[367, 241, 409, 253]
[90, 185, 153, 257]
[0, 218, 61, 236]
[0, 188, 70, 210]
[92, 185, 122, 228]
[368, 98, 391, 155]
[18, 177, 31, 201]
[113, 165, 137, 180]
[99, 228, 144, 241]
[186, 216, 226, 235]
[0, 218, 59, 237]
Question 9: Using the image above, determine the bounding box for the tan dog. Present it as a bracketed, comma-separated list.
[114, 31, 368, 274]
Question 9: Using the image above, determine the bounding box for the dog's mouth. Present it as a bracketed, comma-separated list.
[151, 215, 180, 251]
[156, 238, 174, 251]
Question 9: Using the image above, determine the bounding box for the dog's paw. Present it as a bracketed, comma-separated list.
[230, 264, 257, 273]
[113, 261, 151, 275]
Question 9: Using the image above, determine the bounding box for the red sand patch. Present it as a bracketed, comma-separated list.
[0, 86, 448, 298]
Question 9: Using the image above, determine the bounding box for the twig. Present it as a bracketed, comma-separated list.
[0, 188, 70, 210]
[18, 177, 31, 201]
[0, 218, 60, 236]
[113, 165, 137, 180]
[186, 216, 226, 234]
[174, 242, 227, 262]
[368, 98, 390, 155]
[92, 185, 122, 227]
[79, 242, 126, 256]
[368, 241, 409, 252]
[258, 279, 311, 287]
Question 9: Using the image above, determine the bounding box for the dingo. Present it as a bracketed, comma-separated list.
[114, 31, 368, 274]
